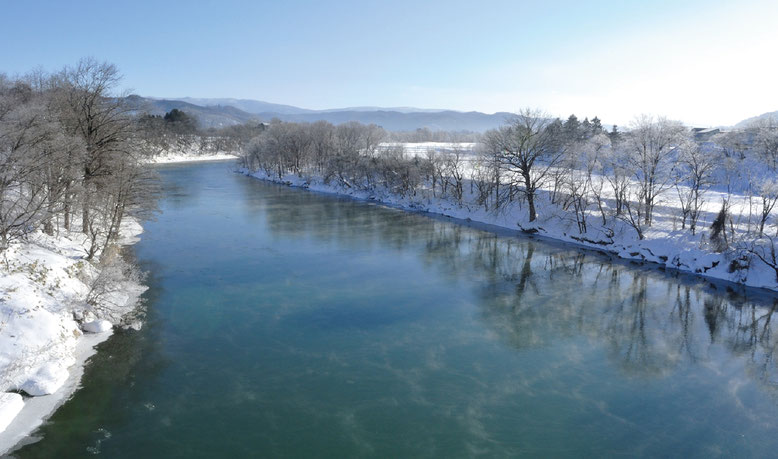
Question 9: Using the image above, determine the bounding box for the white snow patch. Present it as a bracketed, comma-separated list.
[0, 332, 111, 454]
[81, 319, 112, 333]
[18, 363, 69, 396]
[0, 393, 24, 433]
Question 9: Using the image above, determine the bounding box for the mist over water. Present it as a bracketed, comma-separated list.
[16, 161, 778, 457]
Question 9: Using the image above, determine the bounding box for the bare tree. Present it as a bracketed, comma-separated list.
[484, 109, 566, 222]
[673, 138, 716, 234]
[0, 83, 52, 249]
[53, 59, 136, 235]
[625, 115, 686, 225]
[756, 178, 778, 236]
[442, 147, 466, 203]
[471, 144, 502, 211]
[743, 234, 778, 283]
[602, 142, 632, 218]
[750, 117, 778, 171]
[585, 134, 612, 225]
[0, 61, 157, 266]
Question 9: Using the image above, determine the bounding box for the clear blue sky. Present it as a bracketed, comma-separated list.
[3, 0, 776, 126]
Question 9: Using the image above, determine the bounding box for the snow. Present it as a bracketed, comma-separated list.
[81, 319, 112, 333]
[243, 167, 778, 293]
[145, 152, 238, 164]
[0, 393, 24, 433]
[0, 218, 145, 454]
[18, 363, 69, 396]
[0, 332, 110, 454]
[379, 142, 478, 156]
[140, 138, 239, 164]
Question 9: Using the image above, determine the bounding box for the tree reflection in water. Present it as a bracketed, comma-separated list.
[254, 179, 778, 393]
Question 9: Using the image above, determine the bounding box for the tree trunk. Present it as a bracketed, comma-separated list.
[523, 172, 537, 222]
[82, 193, 90, 234]
[528, 193, 537, 222]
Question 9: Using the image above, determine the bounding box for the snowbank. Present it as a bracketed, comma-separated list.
[0, 218, 146, 453]
[0, 393, 23, 433]
[82, 319, 112, 333]
[18, 363, 70, 397]
[0, 332, 111, 453]
[243, 169, 778, 293]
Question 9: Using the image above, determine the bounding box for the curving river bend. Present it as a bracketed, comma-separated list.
[15, 160, 778, 457]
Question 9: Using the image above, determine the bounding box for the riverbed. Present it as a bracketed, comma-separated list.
[13, 160, 778, 457]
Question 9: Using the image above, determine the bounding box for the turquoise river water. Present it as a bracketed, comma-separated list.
[14, 160, 778, 457]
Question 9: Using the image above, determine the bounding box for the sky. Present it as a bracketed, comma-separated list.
[2, 0, 777, 127]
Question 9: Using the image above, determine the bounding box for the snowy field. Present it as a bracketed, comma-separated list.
[0, 220, 145, 454]
[379, 142, 478, 156]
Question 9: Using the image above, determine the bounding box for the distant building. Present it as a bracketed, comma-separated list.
[691, 127, 721, 141]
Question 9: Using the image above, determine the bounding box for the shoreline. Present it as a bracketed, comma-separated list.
[242, 168, 778, 296]
[144, 153, 238, 164]
[0, 156, 227, 454]
[0, 332, 112, 455]
[0, 220, 147, 455]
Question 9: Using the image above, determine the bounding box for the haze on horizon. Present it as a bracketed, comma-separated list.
[2, 0, 776, 127]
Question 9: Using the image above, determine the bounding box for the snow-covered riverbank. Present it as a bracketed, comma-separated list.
[144, 152, 238, 164]
[244, 168, 778, 293]
[0, 220, 146, 455]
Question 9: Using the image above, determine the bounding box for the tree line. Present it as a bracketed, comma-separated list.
[0, 59, 158, 260]
[239, 110, 778, 278]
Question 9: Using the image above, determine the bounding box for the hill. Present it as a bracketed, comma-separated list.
[133, 96, 511, 132]
[735, 111, 778, 128]
[126, 95, 260, 128]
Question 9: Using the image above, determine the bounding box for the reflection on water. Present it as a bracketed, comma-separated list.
[253, 175, 778, 387]
[16, 161, 778, 458]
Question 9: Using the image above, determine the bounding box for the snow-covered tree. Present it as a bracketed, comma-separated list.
[484, 109, 567, 222]
[625, 115, 686, 225]
[673, 139, 716, 234]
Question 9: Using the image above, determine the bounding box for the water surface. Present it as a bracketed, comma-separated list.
[16, 161, 778, 457]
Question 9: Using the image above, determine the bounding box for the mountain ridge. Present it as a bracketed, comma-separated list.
[134, 96, 774, 131]
[132, 96, 511, 131]
[735, 111, 778, 128]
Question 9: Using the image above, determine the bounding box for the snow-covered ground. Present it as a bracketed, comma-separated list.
[0, 219, 146, 454]
[144, 152, 238, 164]
[243, 167, 778, 292]
[379, 142, 478, 156]
[140, 136, 239, 164]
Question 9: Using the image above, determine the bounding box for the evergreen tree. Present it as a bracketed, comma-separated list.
[563, 114, 580, 142]
[164, 109, 198, 134]
[581, 117, 592, 139]
[591, 116, 603, 134]
[608, 124, 622, 145]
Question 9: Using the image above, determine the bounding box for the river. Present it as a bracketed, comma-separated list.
[14, 160, 778, 457]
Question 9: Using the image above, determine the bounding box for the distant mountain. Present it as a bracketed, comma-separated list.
[131, 96, 512, 132]
[167, 97, 315, 115]
[315, 106, 449, 114]
[254, 110, 512, 132]
[166, 98, 450, 115]
[736, 111, 778, 128]
[127, 95, 260, 128]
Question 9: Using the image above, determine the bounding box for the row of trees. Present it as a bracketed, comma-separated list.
[136, 106, 266, 159]
[240, 110, 778, 265]
[0, 59, 158, 260]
